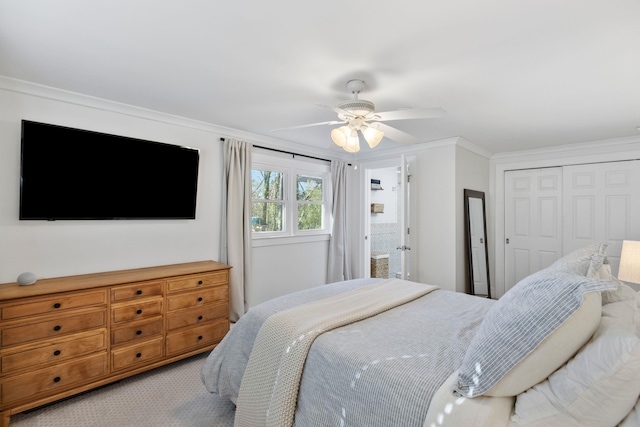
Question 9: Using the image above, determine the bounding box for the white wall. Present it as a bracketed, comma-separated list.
[249, 240, 328, 306]
[414, 144, 457, 291]
[0, 86, 224, 283]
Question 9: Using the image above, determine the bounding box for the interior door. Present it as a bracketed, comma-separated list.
[563, 160, 640, 273]
[504, 168, 563, 292]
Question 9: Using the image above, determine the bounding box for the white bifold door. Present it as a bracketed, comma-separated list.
[504, 160, 640, 293]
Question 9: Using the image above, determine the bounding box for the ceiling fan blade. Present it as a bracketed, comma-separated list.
[376, 123, 419, 145]
[316, 104, 355, 118]
[374, 107, 446, 122]
[272, 120, 345, 132]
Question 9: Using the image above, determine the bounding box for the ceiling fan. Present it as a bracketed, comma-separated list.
[273, 79, 445, 152]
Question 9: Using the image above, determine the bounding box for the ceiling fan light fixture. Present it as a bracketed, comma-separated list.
[330, 126, 350, 147]
[343, 134, 360, 153]
[362, 126, 384, 148]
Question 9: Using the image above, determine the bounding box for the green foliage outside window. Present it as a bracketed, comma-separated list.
[251, 170, 284, 232]
[251, 169, 325, 233]
[297, 175, 323, 230]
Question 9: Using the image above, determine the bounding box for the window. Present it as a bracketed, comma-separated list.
[251, 152, 330, 241]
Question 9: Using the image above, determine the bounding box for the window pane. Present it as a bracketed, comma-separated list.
[297, 175, 323, 202]
[252, 202, 284, 232]
[252, 170, 284, 200]
[298, 204, 323, 230]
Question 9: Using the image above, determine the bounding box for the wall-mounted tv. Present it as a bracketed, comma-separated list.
[20, 120, 200, 220]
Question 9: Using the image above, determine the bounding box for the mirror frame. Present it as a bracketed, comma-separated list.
[464, 189, 491, 298]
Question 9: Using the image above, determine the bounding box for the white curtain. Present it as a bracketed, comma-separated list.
[327, 160, 353, 283]
[221, 138, 252, 322]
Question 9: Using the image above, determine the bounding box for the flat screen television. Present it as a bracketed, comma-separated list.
[20, 120, 200, 220]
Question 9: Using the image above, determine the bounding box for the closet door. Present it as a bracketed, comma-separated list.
[504, 168, 563, 292]
[563, 160, 640, 273]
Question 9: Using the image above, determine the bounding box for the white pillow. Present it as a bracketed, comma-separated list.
[546, 242, 609, 277]
[511, 299, 640, 426]
[594, 264, 638, 305]
[618, 399, 640, 427]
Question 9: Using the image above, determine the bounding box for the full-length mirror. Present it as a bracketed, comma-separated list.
[464, 189, 491, 298]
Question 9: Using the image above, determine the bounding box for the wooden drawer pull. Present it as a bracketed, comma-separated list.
[136, 309, 143, 314]
[136, 330, 142, 335]
[53, 350, 61, 356]
[198, 280, 203, 285]
[198, 335, 203, 340]
[197, 297, 203, 302]
[53, 325, 61, 331]
[136, 353, 142, 358]
[53, 303, 61, 309]
[53, 376, 61, 383]
[136, 290, 143, 295]
[198, 315, 203, 320]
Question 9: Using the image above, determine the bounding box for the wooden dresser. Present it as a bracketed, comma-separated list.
[0, 261, 231, 427]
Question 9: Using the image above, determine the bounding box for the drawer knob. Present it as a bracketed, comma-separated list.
[136, 309, 143, 315]
[136, 290, 142, 295]
[53, 350, 61, 356]
[136, 330, 142, 335]
[53, 325, 61, 331]
[53, 376, 61, 383]
[53, 303, 61, 309]
[197, 297, 203, 302]
[198, 335, 203, 340]
[198, 315, 203, 320]
[198, 280, 203, 285]
[136, 353, 142, 358]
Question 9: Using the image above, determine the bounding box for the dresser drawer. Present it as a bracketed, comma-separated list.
[111, 298, 163, 324]
[166, 271, 228, 293]
[166, 286, 228, 312]
[1, 330, 107, 375]
[166, 302, 228, 331]
[0, 290, 107, 321]
[111, 337, 163, 371]
[110, 281, 163, 303]
[1, 309, 106, 348]
[165, 319, 228, 356]
[1, 352, 108, 405]
[111, 317, 163, 346]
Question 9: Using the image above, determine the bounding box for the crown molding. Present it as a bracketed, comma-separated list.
[0, 75, 352, 162]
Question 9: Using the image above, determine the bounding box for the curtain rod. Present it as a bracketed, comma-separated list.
[219, 138, 331, 163]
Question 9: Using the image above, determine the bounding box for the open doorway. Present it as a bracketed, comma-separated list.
[362, 155, 415, 280]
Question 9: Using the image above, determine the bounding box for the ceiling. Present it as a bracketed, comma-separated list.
[1, 0, 640, 156]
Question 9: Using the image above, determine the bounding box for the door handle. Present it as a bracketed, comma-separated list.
[396, 245, 411, 251]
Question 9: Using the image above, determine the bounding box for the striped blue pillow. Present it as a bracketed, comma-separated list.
[455, 271, 615, 398]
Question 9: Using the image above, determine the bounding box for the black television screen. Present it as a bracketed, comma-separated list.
[20, 120, 200, 220]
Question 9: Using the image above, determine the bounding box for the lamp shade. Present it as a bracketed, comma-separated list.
[618, 240, 640, 284]
[362, 126, 384, 148]
[330, 126, 350, 147]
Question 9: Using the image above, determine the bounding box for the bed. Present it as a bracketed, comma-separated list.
[201, 243, 640, 427]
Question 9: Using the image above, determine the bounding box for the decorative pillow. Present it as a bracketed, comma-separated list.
[455, 271, 614, 398]
[511, 298, 640, 426]
[594, 264, 638, 305]
[546, 242, 609, 277]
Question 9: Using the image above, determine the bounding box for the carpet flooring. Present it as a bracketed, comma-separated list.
[9, 352, 236, 427]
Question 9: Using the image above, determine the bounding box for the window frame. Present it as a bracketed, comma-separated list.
[251, 152, 331, 246]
